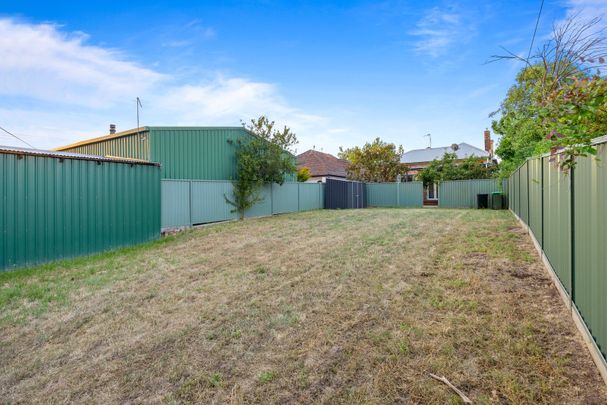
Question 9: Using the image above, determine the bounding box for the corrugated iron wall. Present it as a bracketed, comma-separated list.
[366, 182, 423, 207]
[150, 127, 246, 180]
[508, 143, 607, 364]
[161, 181, 324, 229]
[438, 179, 503, 208]
[149, 127, 296, 182]
[58, 131, 150, 161]
[0, 152, 160, 271]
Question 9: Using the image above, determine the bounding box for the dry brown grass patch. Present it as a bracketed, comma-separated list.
[1, 209, 605, 404]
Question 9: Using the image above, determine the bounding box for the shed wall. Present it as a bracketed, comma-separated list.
[58, 131, 150, 161]
[0, 153, 160, 270]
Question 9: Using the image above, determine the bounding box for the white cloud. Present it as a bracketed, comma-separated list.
[565, 0, 607, 20]
[0, 19, 165, 108]
[410, 6, 466, 57]
[0, 17, 330, 152]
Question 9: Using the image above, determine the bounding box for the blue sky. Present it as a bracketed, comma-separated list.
[0, 0, 603, 155]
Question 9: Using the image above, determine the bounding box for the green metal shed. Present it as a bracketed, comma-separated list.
[55, 126, 295, 181]
[0, 146, 160, 271]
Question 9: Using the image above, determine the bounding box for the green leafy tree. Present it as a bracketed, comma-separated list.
[226, 116, 297, 219]
[417, 153, 496, 185]
[297, 166, 311, 182]
[338, 137, 409, 182]
[490, 15, 607, 174]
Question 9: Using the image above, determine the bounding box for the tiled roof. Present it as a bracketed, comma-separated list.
[401, 142, 489, 164]
[297, 149, 349, 178]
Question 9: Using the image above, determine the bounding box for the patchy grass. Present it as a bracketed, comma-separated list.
[1, 209, 605, 404]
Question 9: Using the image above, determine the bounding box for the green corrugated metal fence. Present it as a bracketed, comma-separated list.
[508, 141, 607, 364]
[161, 181, 324, 229]
[366, 182, 423, 207]
[1, 152, 160, 271]
[438, 179, 502, 208]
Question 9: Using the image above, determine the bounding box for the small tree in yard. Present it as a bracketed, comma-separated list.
[226, 116, 297, 219]
[338, 137, 409, 182]
[297, 167, 311, 182]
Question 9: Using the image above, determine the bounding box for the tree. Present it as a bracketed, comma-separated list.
[490, 14, 607, 174]
[226, 116, 297, 219]
[297, 167, 311, 182]
[417, 153, 496, 185]
[338, 137, 409, 182]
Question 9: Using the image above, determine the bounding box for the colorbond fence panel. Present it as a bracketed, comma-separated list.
[1, 153, 160, 271]
[528, 158, 543, 244]
[298, 183, 324, 211]
[272, 183, 299, 214]
[519, 162, 529, 223]
[366, 182, 423, 207]
[509, 141, 607, 364]
[439, 179, 502, 208]
[367, 183, 397, 206]
[543, 158, 571, 292]
[399, 182, 424, 207]
[161, 181, 324, 229]
[191, 181, 237, 224]
[245, 185, 273, 219]
[161, 180, 191, 229]
[573, 143, 607, 357]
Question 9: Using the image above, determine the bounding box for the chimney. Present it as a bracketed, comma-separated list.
[484, 129, 493, 155]
[109, 124, 116, 135]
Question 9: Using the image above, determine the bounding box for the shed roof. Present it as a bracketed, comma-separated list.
[54, 126, 251, 151]
[297, 149, 349, 178]
[401, 142, 489, 164]
[0, 145, 159, 166]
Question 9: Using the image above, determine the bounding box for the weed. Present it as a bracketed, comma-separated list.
[257, 371, 276, 384]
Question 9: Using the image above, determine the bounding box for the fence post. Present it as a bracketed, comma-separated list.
[188, 180, 193, 227]
[297, 183, 300, 212]
[540, 157, 544, 248]
[570, 165, 576, 308]
[527, 160, 530, 232]
[396, 182, 400, 207]
[270, 183, 274, 215]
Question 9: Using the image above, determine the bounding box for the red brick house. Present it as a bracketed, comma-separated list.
[296, 150, 349, 183]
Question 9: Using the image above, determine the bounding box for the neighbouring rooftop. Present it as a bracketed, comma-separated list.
[297, 149, 349, 178]
[401, 142, 489, 165]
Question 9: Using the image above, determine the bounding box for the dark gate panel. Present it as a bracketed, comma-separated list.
[325, 179, 367, 209]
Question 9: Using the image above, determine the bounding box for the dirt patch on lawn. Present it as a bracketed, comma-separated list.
[1, 209, 605, 404]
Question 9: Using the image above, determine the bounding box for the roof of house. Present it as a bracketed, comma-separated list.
[297, 149, 349, 178]
[0, 145, 159, 166]
[401, 142, 489, 165]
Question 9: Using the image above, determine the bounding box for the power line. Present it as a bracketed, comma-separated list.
[0, 126, 35, 149]
[527, 0, 545, 63]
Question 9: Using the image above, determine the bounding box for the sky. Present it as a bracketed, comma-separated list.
[0, 0, 605, 155]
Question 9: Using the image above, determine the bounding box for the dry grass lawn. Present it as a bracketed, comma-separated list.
[1, 209, 605, 404]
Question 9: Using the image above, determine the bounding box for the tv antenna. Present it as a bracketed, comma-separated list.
[424, 133, 432, 148]
[136, 97, 143, 128]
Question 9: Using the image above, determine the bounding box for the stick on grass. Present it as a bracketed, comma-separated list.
[429, 373, 473, 404]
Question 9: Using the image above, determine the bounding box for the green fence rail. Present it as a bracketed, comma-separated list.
[161, 180, 324, 229]
[1, 152, 161, 271]
[508, 141, 607, 367]
[366, 182, 423, 207]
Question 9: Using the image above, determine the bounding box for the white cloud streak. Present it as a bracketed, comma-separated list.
[410, 6, 466, 57]
[0, 18, 328, 152]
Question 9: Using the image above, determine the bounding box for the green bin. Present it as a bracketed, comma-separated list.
[491, 192, 503, 210]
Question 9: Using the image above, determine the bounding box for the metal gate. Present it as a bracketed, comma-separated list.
[324, 178, 367, 209]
